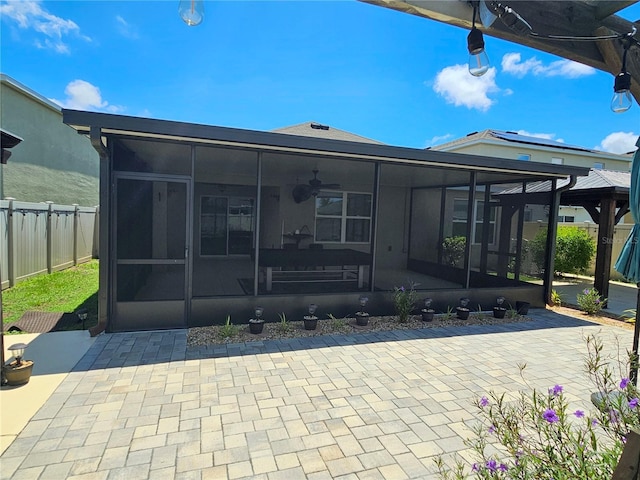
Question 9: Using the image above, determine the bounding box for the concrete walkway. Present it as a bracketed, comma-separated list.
[553, 276, 638, 318]
[0, 311, 634, 480]
[1, 331, 96, 456]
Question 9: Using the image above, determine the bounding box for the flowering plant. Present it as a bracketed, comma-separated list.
[435, 334, 639, 479]
[577, 287, 606, 315]
[393, 282, 419, 323]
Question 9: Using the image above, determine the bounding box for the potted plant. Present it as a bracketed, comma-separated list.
[304, 304, 318, 330]
[421, 297, 435, 322]
[355, 296, 370, 326]
[3, 342, 34, 386]
[456, 297, 470, 320]
[493, 296, 507, 319]
[249, 306, 265, 334]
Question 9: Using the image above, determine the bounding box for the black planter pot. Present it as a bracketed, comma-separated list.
[516, 301, 530, 315]
[493, 307, 507, 319]
[304, 316, 318, 330]
[355, 313, 369, 326]
[249, 320, 264, 334]
[456, 307, 470, 320]
[421, 309, 435, 322]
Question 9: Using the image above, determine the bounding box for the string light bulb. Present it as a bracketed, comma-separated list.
[179, 0, 204, 26]
[467, 5, 490, 77]
[611, 39, 633, 113]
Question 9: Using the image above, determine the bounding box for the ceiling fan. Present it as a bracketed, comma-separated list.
[292, 169, 341, 203]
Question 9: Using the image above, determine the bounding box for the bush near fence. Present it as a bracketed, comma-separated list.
[1, 199, 98, 289]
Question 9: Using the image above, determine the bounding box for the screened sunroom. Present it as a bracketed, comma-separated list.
[63, 110, 588, 332]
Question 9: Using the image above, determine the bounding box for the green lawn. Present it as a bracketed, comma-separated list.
[2, 260, 99, 331]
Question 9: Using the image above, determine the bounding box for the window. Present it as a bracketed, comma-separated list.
[452, 198, 496, 244]
[518, 154, 531, 161]
[593, 162, 605, 170]
[551, 157, 563, 165]
[558, 216, 575, 222]
[315, 192, 371, 243]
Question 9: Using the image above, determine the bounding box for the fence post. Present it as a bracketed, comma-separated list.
[73, 204, 79, 266]
[6, 197, 15, 287]
[46, 201, 53, 274]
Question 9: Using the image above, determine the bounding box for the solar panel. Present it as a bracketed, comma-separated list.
[491, 131, 592, 153]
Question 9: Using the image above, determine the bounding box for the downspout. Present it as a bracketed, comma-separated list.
[89, 126, 110, 336]
[543, 175, 577, 305]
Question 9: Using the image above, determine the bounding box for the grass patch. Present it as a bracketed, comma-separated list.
[2, 260, 99, 330]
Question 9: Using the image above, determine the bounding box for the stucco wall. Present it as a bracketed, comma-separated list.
[0, 77, 99, 205]
[448, 143, 630, 172]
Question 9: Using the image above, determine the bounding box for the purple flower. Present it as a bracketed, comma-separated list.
[592, 419, 598, 426]
[471, 463, 480, 472]
[583, 288, 590, 295]
[486, 459, 498, 472]
[488, 425, 496, 434]
[499, 463, 508, 472]
[629, 398, 639, 409]
[543, 408, 559, 423]
[549, 384, 563, 396]
[574, 410, 585, 418]
[400, 286, 405, 292]
[620, 378, 630, 389]
[480, 396, 489, 407]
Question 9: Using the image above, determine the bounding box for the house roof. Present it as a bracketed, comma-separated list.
[431, 129, 630, 157]
[497, 168, 630, 196]
[273, 122, 385, 144]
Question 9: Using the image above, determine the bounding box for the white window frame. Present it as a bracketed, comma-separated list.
[551, 157, 564, 165]
[314, 190, 372, 244]
[452, 198, 497, 245]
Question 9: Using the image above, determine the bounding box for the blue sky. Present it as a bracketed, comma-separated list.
[1, 0, 639, 154]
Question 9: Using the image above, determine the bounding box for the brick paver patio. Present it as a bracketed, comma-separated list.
[0, 309, 632, 479]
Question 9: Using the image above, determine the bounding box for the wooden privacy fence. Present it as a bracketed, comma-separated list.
[1, 199, 98, 290]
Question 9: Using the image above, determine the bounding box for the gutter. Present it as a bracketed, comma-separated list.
[88, 127, 110, 337]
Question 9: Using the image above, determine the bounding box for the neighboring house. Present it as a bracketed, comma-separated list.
[431, 129, 633, 223]
[62, 111, 587, 333]
[0, 74, 99, 206]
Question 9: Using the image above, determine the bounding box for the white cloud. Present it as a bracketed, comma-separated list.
[0, 0, 89, 53]
[502, 53, 595, 79]
[116, 15, 138, 39]
[432, 64, 500, 112]
[50, 80, 124, 113]
[595, 132, 639, 154]
[425, 133, 454, 148]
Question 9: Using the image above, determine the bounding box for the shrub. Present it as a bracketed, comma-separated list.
[435, 334, 640, 479]
[530, 227, 596, 275]
[442, 236, 466, 267]
[218, 315, 239, 339]
[550, 289, 563, 306]
[393, 283, 419, 323]
[577, 287, 606, 315]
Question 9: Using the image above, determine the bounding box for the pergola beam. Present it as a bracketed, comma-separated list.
[360, 0, 640, 102]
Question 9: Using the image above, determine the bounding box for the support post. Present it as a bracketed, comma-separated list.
[73, 204, 79, 266]
[594, 197, 616, 306]
[631, 285, 640, 386]
[46, 201, 53, 274]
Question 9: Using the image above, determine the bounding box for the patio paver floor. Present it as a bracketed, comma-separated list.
[0, 309, 633, 479]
